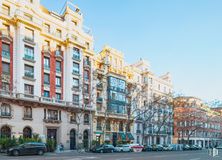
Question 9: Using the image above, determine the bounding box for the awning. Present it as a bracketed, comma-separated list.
[95, 131, 103, 135]
[126, 133, 134, 140]
[118, 132, 126, 141]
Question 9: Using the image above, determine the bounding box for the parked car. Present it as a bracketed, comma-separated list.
[190, 145, 202, 150]
[143, 145, 152, 152]
[183, 145, 190, 151]
[163, 145, 174, 151]
[114, 144, 123, 152]
[92, 144, 115, 153]
[152, 144, 164, 151]
[216, 145, 222, 149]
[122, 144, 132, 152]
[7, 142, 47, 156]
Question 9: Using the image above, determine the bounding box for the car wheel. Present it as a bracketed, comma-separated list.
[38, 150, 44, 156]
[100, 150, 104, 153]
[13, 150, 19, 156]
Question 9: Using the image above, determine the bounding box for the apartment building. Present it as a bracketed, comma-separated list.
[128, 59, 173, 145]
[173, 97, 222, 148]
[93, 46, 134, 146]
[0, 0, 95, 150]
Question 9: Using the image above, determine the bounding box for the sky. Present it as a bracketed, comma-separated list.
[40, 0, 222, 101]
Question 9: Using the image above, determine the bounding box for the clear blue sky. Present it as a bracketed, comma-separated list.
[41, 0, 222, 101]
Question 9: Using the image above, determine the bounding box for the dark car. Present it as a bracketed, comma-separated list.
[92, 144, 115, 153]
[7, 142, 47, 156]
[152, 144, 164, 151]
[143, 145, 152, 152]
[183, 145, 190, 151]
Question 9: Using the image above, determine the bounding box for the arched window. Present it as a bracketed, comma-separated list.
[1, 125, 11, 138]
[0, 103, 11, 117]
[119, 122, 123, 132]
[84, 114, 89, 124]
[23, 127, 32, 138]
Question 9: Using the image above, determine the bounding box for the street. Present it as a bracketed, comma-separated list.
[0, 150, 221, 160]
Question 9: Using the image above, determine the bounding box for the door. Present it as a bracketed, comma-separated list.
[112, 133, 117, 147]
[83, 130, 89, 149]
[70, 129, 76, 150]
[47, 129, 57, 144]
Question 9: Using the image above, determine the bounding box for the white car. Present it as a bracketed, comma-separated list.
[115, 145, 123, 152]
[122, 144, 132, 152]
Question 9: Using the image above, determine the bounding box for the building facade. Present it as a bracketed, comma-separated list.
[173, 97, 222, 148]
[93, 46, 134, 146]
[128, 59, 173, 145]
[0, 0, 95, 150]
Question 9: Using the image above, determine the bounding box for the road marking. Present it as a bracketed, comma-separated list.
[190, 158, 200, 160]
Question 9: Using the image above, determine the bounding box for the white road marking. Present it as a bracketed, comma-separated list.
[190, 158, 200, 160]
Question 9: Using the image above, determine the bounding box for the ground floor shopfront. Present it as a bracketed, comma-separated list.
[0, 99, 93, 150]
[176, 138, 222, 148]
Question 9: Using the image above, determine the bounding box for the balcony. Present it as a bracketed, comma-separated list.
[23, 36, 35, 45]
[16, 93, 39, 101]
[97, 97, 103, 104]
[0, 89, 16, 98]
[84, 60, 91, 69]
[0, 30, 12, 41]
[42, 45, 50, 54]
[24, 71, 34, 79]
[72, 70, 80, 76]
[136, 130, 142, 134]
[97, 83, 103, 90]
[43, 118, 61, 124]
[72, 54, 81, 61]
[72, 86, 80, 92]
[24, 54, 34, 62]
[97, 126, 102, 131]
[2, 50, 10, 59]
[55, 50, 63, 58]
[84, 93, 90, 99]
[0, 112, 12, 118]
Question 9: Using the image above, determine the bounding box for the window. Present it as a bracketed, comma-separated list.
[70, 112, 76, 123]
[0, 103, 11, 117]
[2, 62, 10, 75]
[84, 114, 89, 124]
[56, 76, 61, 87]
[55, 93, 61, 100]
[24, 84, 34, 95]
[44, 73, 50, 85]
[73, 48, 80, 60]
[24, 65, 34, 78]
[106, 121, 111, 131]
[73, 78, 79, 88]
[85, 42, 90, 50]
[44, 23, 50, 33]
[55, 45, 62, 56]
[24, 106, 32, 119]
[73, 62, 79, 74]
[24, 14, 32, 21]
[0, 126, 11, 138]
[2, 43, 10, 59]
[25, 28, 34, 41]
[43, 90, 50, 97]
[56, 61, 61, 72]
[23, 127, 32, 138]
[73, 94, 79, 104]
[84, 70, 89, 80]
[84, 84, 89, 94]
[158, 84, 161, 90]
[44, 57, 50, 69]
[97, 120, 102, 130]
[119, 122, 123, 132]
[2, 82, 9, 91]
[24, 45, 34, 60]
[47, 110, 58, 120]
[56, 29, 62, 38]
[2, 4, 10, 16]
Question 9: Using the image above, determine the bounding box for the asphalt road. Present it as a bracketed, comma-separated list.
[0, 150, 221, 160]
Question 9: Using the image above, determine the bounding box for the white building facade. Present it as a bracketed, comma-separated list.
[0, 0, 95, 150]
